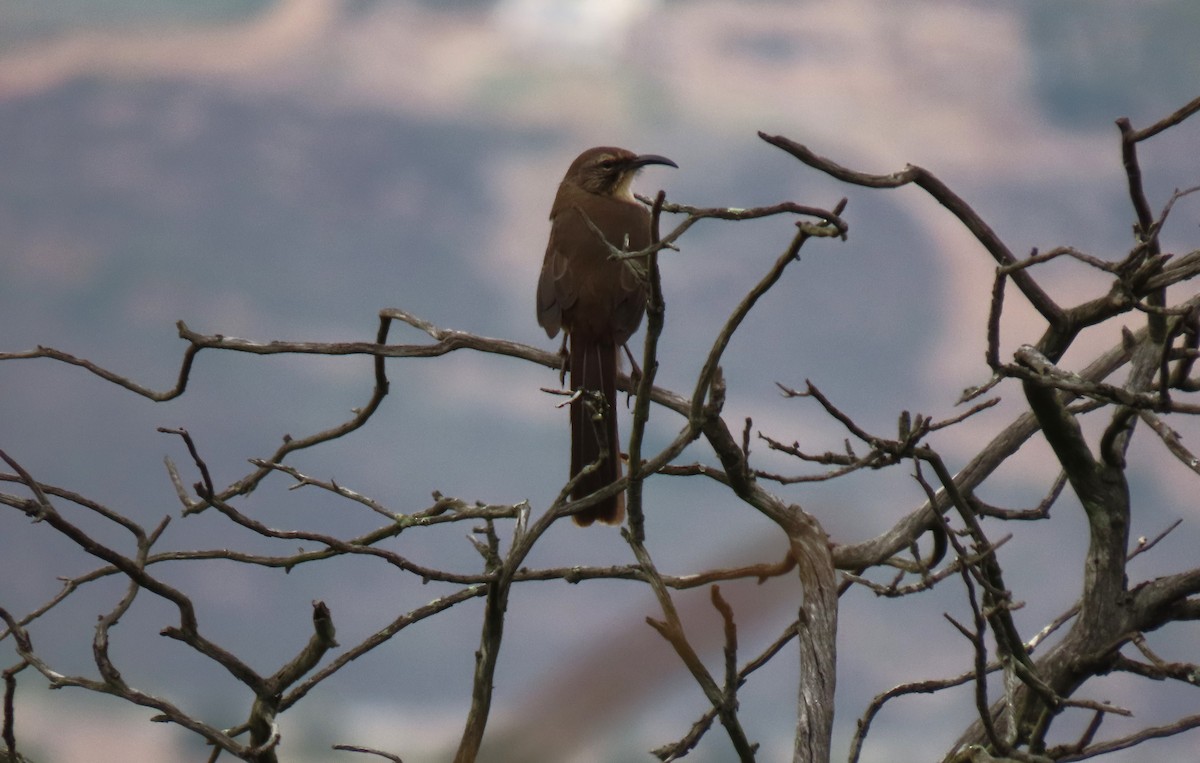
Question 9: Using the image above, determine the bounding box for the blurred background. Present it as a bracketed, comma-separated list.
[2, 0, 1199, 760]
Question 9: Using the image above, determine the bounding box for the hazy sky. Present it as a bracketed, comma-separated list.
[2, 2, 1199, 761]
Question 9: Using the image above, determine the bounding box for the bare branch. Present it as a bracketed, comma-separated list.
[627, 530, 757, 761]
[757, 132, 1064, 326]
[332, 744, 405, 762]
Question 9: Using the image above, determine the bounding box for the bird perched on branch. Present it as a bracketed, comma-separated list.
[536, 147, 676, 526]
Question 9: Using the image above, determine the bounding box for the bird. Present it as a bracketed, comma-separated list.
[536, 146, 677, 526]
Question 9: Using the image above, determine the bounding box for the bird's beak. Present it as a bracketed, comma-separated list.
[629, 153, 678, 170]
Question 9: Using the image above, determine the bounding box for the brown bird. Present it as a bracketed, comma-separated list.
[536, 146, 677, 526]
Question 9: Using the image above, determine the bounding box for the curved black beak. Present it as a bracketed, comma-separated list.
[629, 153, 678, 170]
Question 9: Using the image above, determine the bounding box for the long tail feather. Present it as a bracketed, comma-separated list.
[569, 336, 624, 526]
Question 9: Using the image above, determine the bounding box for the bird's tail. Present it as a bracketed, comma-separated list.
[569, 336, 624, 526]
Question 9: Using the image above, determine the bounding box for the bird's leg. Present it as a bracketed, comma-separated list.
[621, 342, 643, 407]
[558, 334, 570, 387]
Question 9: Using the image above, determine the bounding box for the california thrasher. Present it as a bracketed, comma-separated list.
[536, 146, 676, 526]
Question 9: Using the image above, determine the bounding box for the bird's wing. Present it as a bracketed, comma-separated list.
[536, 224, 571, 338]
[610, 254, 647, 346]
[608, 205, 650, 345]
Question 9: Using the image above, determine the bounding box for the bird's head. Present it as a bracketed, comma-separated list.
[564, 146, 677, 200]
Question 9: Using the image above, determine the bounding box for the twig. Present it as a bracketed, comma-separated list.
[1127, 518, 1184, 561]
[654, 620, 800, 761]
[627, 530, 756, 761]
[758, 132, 1064, 326]
[1054, 712, 1200, 761]
[626, 189, 668, 542]
[332, 744, 404, 762]
[2, 658, 24, 763]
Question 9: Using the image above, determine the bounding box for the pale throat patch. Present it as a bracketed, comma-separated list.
[613, 169, 640, 202]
